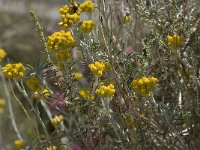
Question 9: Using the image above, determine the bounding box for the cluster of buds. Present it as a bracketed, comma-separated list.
[1, 63, 26, 78]
[45, 145, 57, 150]
[167, 34, 184, 49]
[73, 72, 83, 80]
[80, 20, 95, 32]
[47, 30, 76, 70]
[89, 61, 106, 77]
[132, 77, 158, 96]
[33, 89, 50, 99]
[51, 115, 64, 126]
[79, 89, 94, 100]
[47, 30, 76, 51]
[79, 0, 95, 12]
[26, 75, 51, 99]
[58, 5, 81, 29]
[95, 84, 115, 97]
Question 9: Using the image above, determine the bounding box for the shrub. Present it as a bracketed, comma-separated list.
[0, 0, 200, 149]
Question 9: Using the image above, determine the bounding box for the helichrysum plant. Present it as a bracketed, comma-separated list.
[1, 0, 200, 149]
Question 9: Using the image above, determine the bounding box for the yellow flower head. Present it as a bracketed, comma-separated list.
[42, 89, 50, 99]
[96, 84, 115, 97]
[2, 63, 26, 78]
[0, 98, 6, 107]
[80, 20, 95, 32]
[33, 88, 50, 100]
[0, 48, 6, 61]
[47, 30, 76, 51]
[26, 75, 40, 91]
[89, 61, 105, 77]
[121, 15, 132, 24]
[80, 0, 95, 12]
[33, 91, 40, 99]
[73, 72, 83, 80]
[46, 145, 57, 150]
[167, 34, 184, 49]
[132, 76, 158, 96]
[58, 5, 81, 29]
[79, 89, 94, 100]
[56, 50, 71, 70]
[14, 140, 25, 149]
[51, 115, 64, 126]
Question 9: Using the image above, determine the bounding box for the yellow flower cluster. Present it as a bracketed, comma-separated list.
[80, 0, 95, 12]
[95, 84, 115, 97]
[0, 48, 6, 61]
[46, 145, 57, 150]
[58, 5, 81, 29]
[79, 89, 94, 100]
[51, 115, 64, 126]
[80, 20, 95, 32]
[56, 50, 71, 70]
[47, 30, 76, 51]
[14, 139, 25, 149]
[167, 34, 184, 49]
[89, 61, 105, 77]
[33, 88, 50, 99]
[121, 15, 132, 24]
[42, 89, 50, 99]
[26, 75, 50, 99]
[0, 98, 6, 114]
[132, 77, 158, 96]
[26, 75, 40, 91]
[2, 63, 26, 78]
[73, 72, 83, 80]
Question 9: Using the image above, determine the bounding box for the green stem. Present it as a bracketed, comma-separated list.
[14, 80, 50, 140]
[101, 98, 125, 149]
[29, 10, 51, 64]
[0, 66, 23, 140]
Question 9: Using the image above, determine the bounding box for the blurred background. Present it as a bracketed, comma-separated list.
[0, 0, 66, 64]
